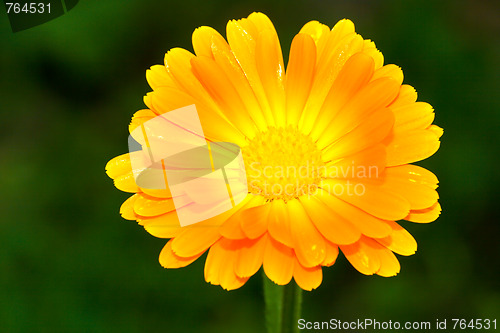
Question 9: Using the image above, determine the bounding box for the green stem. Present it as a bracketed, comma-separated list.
[263, 272, 303, 333]
[281, 279, 303, 333]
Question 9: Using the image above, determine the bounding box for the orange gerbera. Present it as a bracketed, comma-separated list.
[106, 12, 442, 291]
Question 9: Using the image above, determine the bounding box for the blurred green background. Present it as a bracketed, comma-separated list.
[1, 0, 499, 332]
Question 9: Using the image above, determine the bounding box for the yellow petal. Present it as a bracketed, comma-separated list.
[325, 144, 386, 179]
[405, 202, 442, 223]
[390, 84, 417, 107]
[241, 198, 270, 239]
[210, 33, 268, 130]
[317, 77, 399, 151]
[150, 86, 196, 114]
[298, 20, 330, 60]
[220, 194, 259, 240]
[226, 19, 275, 127]
[322, 240, 339, 267]
[164, 48, 214, 108]
[140, 187, 172, 199]
[143, 92, 154, 110]
[344, 236, 400, 277]
[120, 194, 138, 220]
[263, 235, 294, 285]
[301, 194, 361, 245]
[382, 165, 439, 210]
[267, 200, 293, 247]
[386, 129, 441, 166]
[190, 56, 258, 138]
[310, 52, 375, 143]
[285, 33, 316, 127]
[321, 108, 394, 162]
[133, 194, 176, 217]
[219, 213, 247, 240]
[217, 238, 250, 290]
[340, 236, 381, 275]
[140, 211, 182, 238]
[237, 17, 259, 39]
[293, 258, 323, 291]
[171, 225, 221, 257]
[320, 180, 410, 222]
[300, 34, 364, 134]
[376, 221, 417, 256]
[392, 102, 435, 134]
[361, 39, 384, 69]
[192, 26, 221, 58]
[130, 109, 157, 118]
[375, 246, 400, 277]
[427, 124, 444, 138]
[164, 49, 248, 145]
[184, 195, 258, 238]
[146, 65, 176, 90]
[105, 153, 132, 180]
[371, 64, 403, 85]
[151, 87, 244, 144]
[317, 19, 356, 70]
[316, 188, 393, 238]
[247, 12, 276, 34]
[204, 239, 224, 286]
[255, 28, 286, 127]
[235, 235, 266, 278]
[113, 172, 139, 193]
[287, 200, 326, 267]
[159, 240, 203, 268]
[128, 109, 157, 134]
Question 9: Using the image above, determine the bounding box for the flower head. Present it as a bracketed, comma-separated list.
[106, 13, 442, 291]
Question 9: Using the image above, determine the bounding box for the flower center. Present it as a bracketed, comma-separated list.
[242, 126, 325, 202]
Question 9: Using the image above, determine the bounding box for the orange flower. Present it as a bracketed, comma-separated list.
[106, 13, 442, 291]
